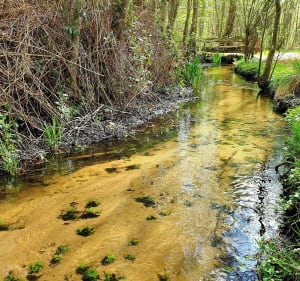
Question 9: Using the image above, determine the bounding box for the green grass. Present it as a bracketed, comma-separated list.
[28, 261, 44, 274]
[101, 254, 116, 265]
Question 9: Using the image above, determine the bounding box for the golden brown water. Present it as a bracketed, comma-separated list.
[0, 67, 285, 281]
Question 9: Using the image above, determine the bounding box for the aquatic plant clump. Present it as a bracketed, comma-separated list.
[128, 239, 139, 246]
[76, 264, 90, 274]
[3, 271, 24, 281]
[28, 261, 44, 274]
[101, 254, 116, 265]
[135, 196, 156, 207]
[82, 269, 100, 281]
[81, 208, 102, 219]
[77, 226, 95, 237]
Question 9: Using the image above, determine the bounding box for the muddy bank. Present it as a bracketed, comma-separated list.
[18, 88, 197, 173]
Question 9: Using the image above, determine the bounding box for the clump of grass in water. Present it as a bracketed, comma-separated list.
[104, 273, 126, 281]
[124, 254, 136, 261]
[51, 244, 70, 264]
[212, 53, 222, 66]
[101, 254, 116, 265]
[82, 269, 100, 281]
[28, 261, 43, 275]
[76, 226, 95, 237]
[85, 200, 100, 208]
[146, 215, 157, 220]
[158, 272, 170, 281]
[3, 271, 24, 281]
[60, 207, 79, 221]
[0, 220, 9, 231]
[76, 264, 90, 274]
[128, 239, 139, 246]
[81, 208, 102, 219]
[135, 196, 155, 207]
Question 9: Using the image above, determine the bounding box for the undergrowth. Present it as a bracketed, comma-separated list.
[258, 106, 300, 280]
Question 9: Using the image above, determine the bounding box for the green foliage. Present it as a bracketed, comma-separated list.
[76, 226, 95, 237]
[43, 119, 62, 150]
[285, 107, 300, 155]
[85, 200, 101, 208]
[101, 254, 116, 265]
[51, 244, 69, 264]
[61, 208, 79, 221]
[82, 269, 100, 281]
[76, 264, 90, 274]
[28, 261, 44, 274]
[0, 114, 19, 175]
[258, 238, 300, 280]
[146, 215, 157, 220]
[212, 53, 222, 66]
[124, 254, 136, 261]
[158, 273, 170, 281]
[176, 57, 202, 90]
[104, 273, 126, 281]
[135, 196, 155, 207]
[81, 208, 102, 219]
[0, 220, 9, 231]
[127, 239, 139, 246]
[3, 272, 24, 281]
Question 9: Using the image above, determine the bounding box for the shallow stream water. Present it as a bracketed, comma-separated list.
[0, 66, 285, 281]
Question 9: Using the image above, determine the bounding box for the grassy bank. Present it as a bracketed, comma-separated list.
[234, 58, 300, 112]
[257, 107, 300, 280]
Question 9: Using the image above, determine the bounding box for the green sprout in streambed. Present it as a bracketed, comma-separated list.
[3, 271, 24, 281]
[128, 239, 139, 246]
[135, 196, 156, 207]
[158, 272, 170, 281]
[0, 220, 9, 231]
[76, 264, 90, 274]
[104, 273, 126, 281]
[146, 215, 157, 220]
[28, 261, 44, 274]
[124, 254, 136, 261]
[76, 226, 95, 237]
[81, 208, 102, 219]
[101, 254, 116, 265]
[85, 200, 101, 208]
[60, 208, 79, 221]
[82, 269, 100, 281]
[50, 244, 70, 265]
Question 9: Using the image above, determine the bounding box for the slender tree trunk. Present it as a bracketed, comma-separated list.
[168, 0, 180, 34]
[160, 0, 168, 33]
[183, 0, 191, 46]
[259, 0, 281, 91]
[112, 0, 131, 38]
[188, 0, 199, 55]
[223, 0, 236, 37]
[69, 0, 85, 100]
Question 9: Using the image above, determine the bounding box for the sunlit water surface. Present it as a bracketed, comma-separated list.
[0, 66, 285, 281]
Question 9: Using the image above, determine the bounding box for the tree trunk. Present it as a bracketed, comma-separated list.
[111, 0, 131, 38]
[69, 0, 84, 100]
[183, 0, 191, 46]
[188, 0, 199, 55]
[259, 0, 281, 91]
[223, 0, 236, 37]
[168, 0, 180, 34]
[160, 0, 168, 33]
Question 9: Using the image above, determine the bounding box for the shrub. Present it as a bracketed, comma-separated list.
[82, 269, 100, 281]
[101, 254, 116, 265]
[77, 226, 95, 237]
[28, 261, 44, 274]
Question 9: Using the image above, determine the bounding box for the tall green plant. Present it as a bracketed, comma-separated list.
[43, 119, 62, 151]
[212, 53, 222, 66]
[176, 57, 202, 91]
[0, 114, 19, 175]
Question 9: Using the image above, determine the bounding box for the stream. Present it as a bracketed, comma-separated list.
[0, 66, 286, 281]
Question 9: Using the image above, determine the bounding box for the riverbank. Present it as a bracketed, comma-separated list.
[233, 56, 300, 113]
[2, 87, 197, 176]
